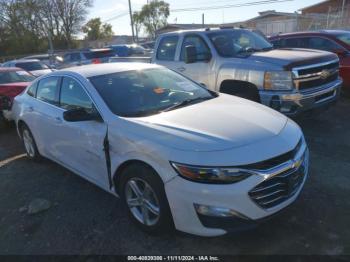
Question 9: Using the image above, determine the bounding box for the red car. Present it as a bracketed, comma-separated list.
[0, 67, 35, 127]
[269, 30, 350, 94]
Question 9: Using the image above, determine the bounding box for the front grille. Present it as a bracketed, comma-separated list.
[249, 153, 307, 209]
[297, 61, 338, 76]
[299, 73, 338, 91]
[293, 60, 339, 91]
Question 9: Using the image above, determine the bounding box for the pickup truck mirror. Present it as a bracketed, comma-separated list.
[333, 48, 348, 57]
[185, 45, 197, 64]
[63, 108, 101, 122]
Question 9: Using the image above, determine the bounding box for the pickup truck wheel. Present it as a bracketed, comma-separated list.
[21, 125, 41, 161]
[119, 163, 174, 235]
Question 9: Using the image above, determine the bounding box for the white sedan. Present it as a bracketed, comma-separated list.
[12, 63, 309, 237]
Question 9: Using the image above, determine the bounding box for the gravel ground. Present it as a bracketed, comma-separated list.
[0, 97, 349, 255]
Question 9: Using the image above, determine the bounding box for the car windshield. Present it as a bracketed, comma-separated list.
[0, 70, 35, 84]
[336, 33, 350, 46]
[208, 30, 273, 57]
[89, 68, 216, 117]
[16, 61, 49, 71]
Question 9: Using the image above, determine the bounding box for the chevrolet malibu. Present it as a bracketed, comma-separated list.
[12, 63, 309, 236]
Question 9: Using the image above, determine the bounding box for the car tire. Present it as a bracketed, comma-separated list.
[119, 163, 174, 235]
[21, 125, 41, 161]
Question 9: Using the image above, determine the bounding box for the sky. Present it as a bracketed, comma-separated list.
[88, 0, 322, 36]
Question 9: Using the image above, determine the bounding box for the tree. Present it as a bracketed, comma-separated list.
[138, 0, 170, 39]
[133, 11, 142, 42]
[82, 18, 114, 41]
[51, 0, 93, 48]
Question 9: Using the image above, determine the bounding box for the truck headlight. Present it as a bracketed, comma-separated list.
[264, 71, 293, 90]
[170, 162, 252, 184]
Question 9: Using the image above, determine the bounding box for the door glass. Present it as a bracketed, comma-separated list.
[60, 77, 93, 110]
[308, 37, 343, 52]
[156, 36, 179, 61]
[180, 35, 210, 61]
[36, 77, 60, 105]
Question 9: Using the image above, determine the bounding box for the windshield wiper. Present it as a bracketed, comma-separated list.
[161, 97, 212, 112]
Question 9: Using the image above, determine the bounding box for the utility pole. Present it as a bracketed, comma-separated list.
[341, 0, 346, 27]
[128, 0, 135, 43]
[202, 13, 205, 27]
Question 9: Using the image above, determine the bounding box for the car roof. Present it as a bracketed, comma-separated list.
[273, 30, 350, 38]
[0, 67, 23, 72]
[7, 59, 41, 63]
[160, 27, 250, 36]
[58, 63, 162, 78]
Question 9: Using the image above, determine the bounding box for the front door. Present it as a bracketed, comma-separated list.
[52, 76, 109, 189]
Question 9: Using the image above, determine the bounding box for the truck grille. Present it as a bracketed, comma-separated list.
[248, 144, 308, 209]
[293, 60, 339, 92]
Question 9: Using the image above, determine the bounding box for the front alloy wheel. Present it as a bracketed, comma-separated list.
[125, 178, 160, 226]
[120, 163, 174, 234]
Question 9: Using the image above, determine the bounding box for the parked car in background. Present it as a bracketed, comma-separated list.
[22, 54, 59, 68]
[2, 59, 54, 77]
[140, 41, 155, 51]
[0, 67, 35, 128]
[269, 30, 350, 95]
[58, 48, 115, 69]
[12, 63, 308, 236]
[108, 45, 130, 57]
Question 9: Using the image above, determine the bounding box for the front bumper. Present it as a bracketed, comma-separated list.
[259, 79, 342, 116]
[165, 145, 309, 237]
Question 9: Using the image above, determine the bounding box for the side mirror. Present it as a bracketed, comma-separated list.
[63, 108, 101, 122]
[185, 45, 197, 64]
[333, 48, 347, 57]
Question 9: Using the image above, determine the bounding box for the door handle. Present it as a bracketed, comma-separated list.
[177, 67, 186, 72]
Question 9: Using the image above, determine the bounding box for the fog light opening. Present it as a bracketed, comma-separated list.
[194, 204, 249, 220]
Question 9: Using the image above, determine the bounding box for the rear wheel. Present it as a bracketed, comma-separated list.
[119, 163, 174, 234]
[21, 125, 41, 161]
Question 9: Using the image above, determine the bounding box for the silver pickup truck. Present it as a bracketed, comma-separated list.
[110, 28, 343, 115]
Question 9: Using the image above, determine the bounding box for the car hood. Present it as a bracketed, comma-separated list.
[247, 48, 338, 69]
[0, 82, 29, 99]
[30, 69, 53, 77]
[126, 94, 288, 152]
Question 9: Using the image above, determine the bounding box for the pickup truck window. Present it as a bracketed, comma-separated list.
[208, 30, 273, 57]
[180, 35, 211, 61]
[156, 36, 179, 61]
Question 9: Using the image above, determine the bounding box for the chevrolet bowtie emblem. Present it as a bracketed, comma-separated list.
[320, 69, 331, 79]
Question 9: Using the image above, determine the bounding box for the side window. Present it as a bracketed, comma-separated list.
[308, 37, 343, 52]
[156, 36, 179, 61]
[60, 77, 93, 110]
[27, 82, 38, 97]
[281, 38, 300, 48]
[36, 77, 60, 105]
[70, 53, 81, 62]
[180, 35, 211, 61]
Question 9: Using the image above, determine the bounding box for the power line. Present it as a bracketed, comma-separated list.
[171, 0, 294, 12]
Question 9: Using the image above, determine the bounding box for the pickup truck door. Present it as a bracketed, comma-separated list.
[174, 34, 213, 88]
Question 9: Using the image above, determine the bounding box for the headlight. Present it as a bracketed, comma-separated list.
[264, 71, 293, 90]
[170, 162, 252, 184]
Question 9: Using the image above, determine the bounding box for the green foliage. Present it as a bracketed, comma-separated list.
[0, 0, 92, 57]
[137, 0, 170, 39]
[82, 18, 114, 41]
